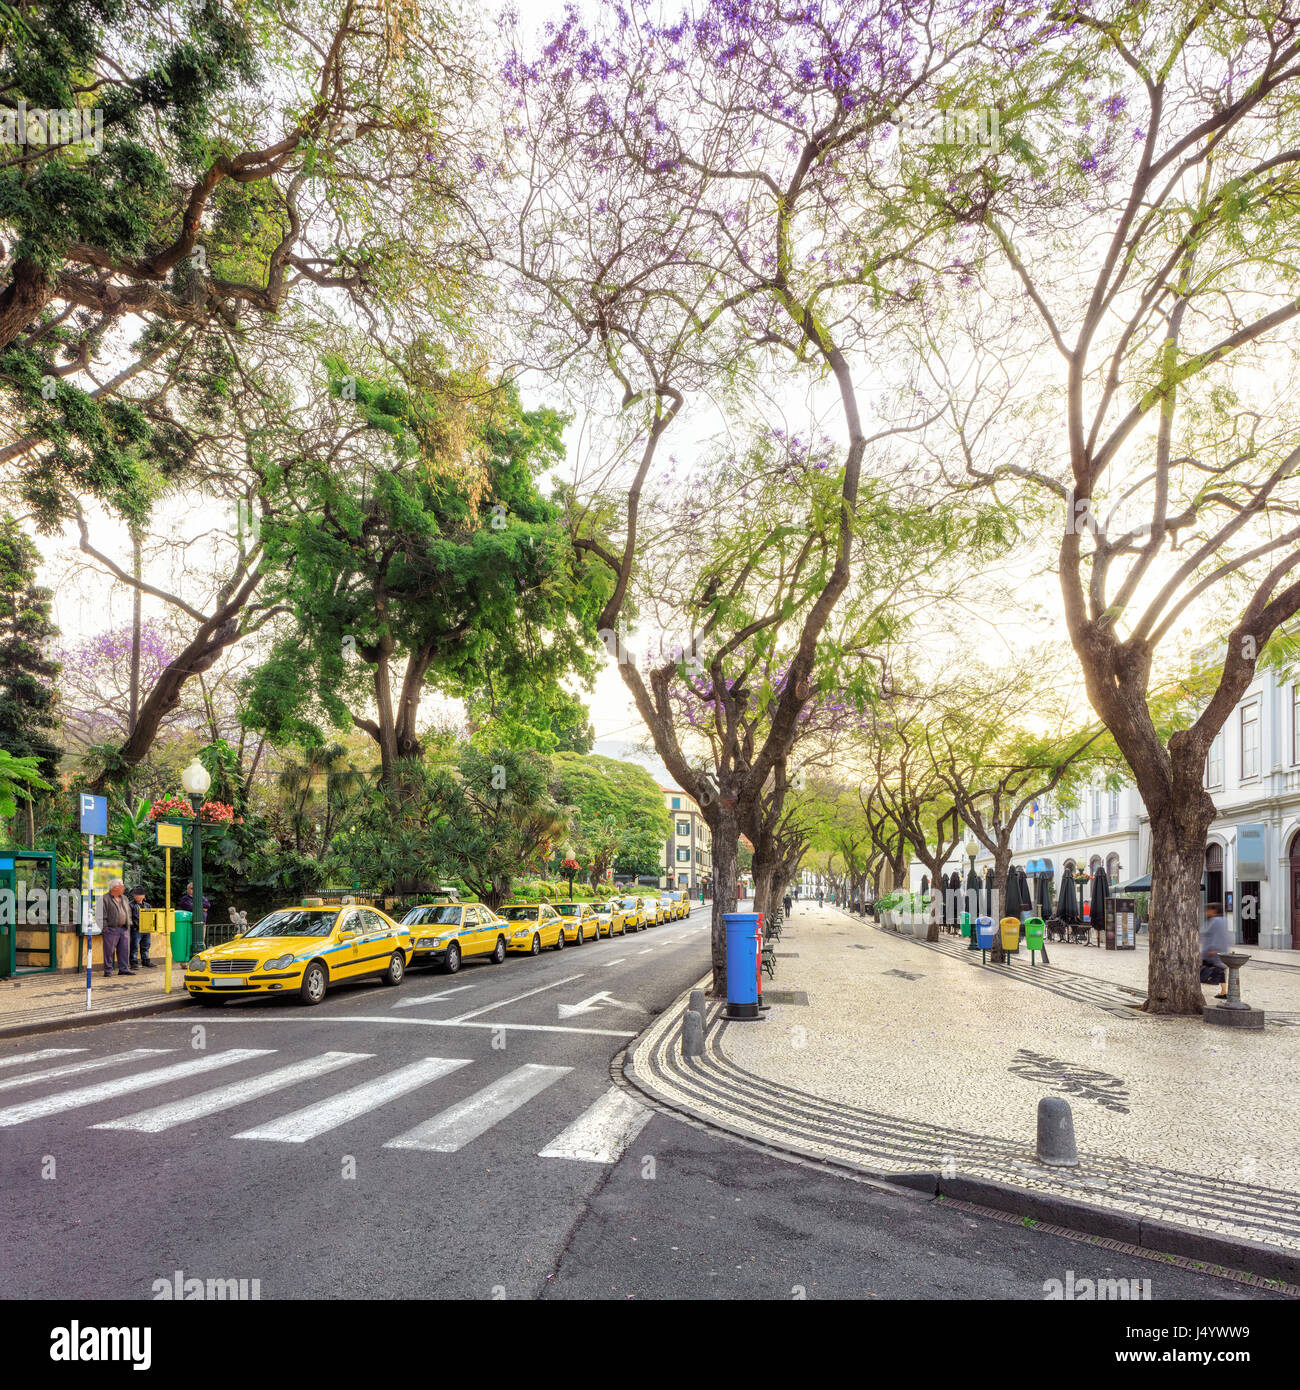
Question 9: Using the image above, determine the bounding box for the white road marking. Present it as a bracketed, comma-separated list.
[601, 958, 626, 967]
[234, 1057, 470, 1143]
[0, 1050, 271, 1127]
[538, 1086, 652, 1163]
[444, 974, 585, 1023]
[392, 985, 477, 1010]
[93, 1051, 372, 1133]
[0, 1048, 173, 1094]
[557, 990, 647, 1019]
[0, 1048, 85, 1071]
[637, 949, 654, 955]
[384, 1063, 570, 1153]
[145, 1015, 638, 1038]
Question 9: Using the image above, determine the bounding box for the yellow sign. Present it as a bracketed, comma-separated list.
[156, 821, 183, 848]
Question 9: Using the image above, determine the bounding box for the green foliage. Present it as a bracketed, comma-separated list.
[549, 752, 671, 884]
[0, 749, 52, 819]
[0, 520, 61, 792]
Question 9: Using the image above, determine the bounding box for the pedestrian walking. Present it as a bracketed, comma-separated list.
[100, 879, 134, 976]
[129, 885, 154, 968]
[783, 892, 792, 916]
[1200, 901, 1231, 1000]
[817, 891, 824, 909]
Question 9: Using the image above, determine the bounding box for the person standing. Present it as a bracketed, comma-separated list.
[128, 885, 154, 968]
[1201, 902, 1231, 1001]
[178, 881, 210, 925]
[100, 879, 134, 976]
[816, 890, 824, 909]
[783, 891, 792, 917]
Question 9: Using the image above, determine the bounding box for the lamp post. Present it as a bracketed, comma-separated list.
[181, 759, 211, 951]
[965, 835, 980, 951]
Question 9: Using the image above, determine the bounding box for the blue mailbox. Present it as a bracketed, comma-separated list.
[723, 912, 761, 1020]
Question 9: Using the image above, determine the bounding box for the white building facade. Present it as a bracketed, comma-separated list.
[908, 664, 1300, 951]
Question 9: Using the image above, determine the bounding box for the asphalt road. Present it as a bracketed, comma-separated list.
[0, 911, 1287, 1301]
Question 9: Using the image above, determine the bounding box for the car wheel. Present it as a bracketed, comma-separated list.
[444, 942, 462, 974]
[300, 960, 328, 1005]
[490, 936, 506, 964]
[196, 995, 226, 1008]
[531, 933, 541, 955]
[380, 951, 405, 986]
[554, 930, 565, 951]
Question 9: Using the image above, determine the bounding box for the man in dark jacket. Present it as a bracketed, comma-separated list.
[178, 882, 210, 924]
[128, 885, 154, 968]
[100, 879, 133, 976]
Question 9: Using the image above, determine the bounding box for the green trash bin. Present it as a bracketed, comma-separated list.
[960, 911, 971, 939]
[171, 910, 192, 965]
[1025, 916, 1045, 953]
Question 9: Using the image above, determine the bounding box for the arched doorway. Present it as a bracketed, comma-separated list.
[1205, 842, 1224, 912]
[1290, 832, 1300, 952]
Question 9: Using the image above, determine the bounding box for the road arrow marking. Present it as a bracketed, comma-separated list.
[557, 990, 647, 1019]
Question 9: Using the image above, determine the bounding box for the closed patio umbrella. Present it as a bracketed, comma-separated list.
[984, 866, 995, 915]
[1091, 866, 1111, 944]
[1016, 865, 1033, 923]
[1004, 865, 1020, 920]
[1058, 872, 1080, 924]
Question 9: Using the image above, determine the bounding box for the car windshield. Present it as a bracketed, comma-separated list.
[621, 899, 639, 910]
[245, 910, 335, 938]
[401, 905, 461, 926]
[555, 904, 582, 916]
[501, 906, 538, 921]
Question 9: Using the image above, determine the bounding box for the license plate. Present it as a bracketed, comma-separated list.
[212, 978, 245, 987]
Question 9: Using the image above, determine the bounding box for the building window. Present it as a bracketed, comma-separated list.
[1108, 788, 1119, 831]
[676, 848, 690, 863]
[1206, 734, 1223, 790]
[1293, 684, 1300, 765]
[1241, 701, 1260, 781]
[676, 820, 690, 836]
[1090, 789, 1101, 835]
[670, 797, 681, 809]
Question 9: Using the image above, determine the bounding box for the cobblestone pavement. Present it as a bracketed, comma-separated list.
[625, 907, 1300, 1259]
[0, 965, 184, 1032]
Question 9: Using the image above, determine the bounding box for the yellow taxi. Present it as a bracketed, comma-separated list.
[616, 895, 648, 931]
[659, 893, 685, 921]
[501, 901, 567, 954]
[400, 901, 511, 973]
[185, 902, 413, 1007]
[553, 902, 600, 944]
[672, 892, 692, 919]
[593, 900, 627, 938]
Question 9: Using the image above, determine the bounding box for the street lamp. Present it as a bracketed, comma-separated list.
[181, 759, 211, 951]
[965, 835, 980, 951]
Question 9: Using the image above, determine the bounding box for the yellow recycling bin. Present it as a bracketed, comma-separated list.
[999, 916, 1022, 953]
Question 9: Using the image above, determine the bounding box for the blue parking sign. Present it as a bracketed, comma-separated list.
[79, 793, 108, 837]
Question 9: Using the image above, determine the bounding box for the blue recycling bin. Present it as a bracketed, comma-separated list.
[723, 912, 761, 1020]
[975, 916, 995, 950]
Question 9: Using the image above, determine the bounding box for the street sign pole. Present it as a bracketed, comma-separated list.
[164, 846, 172, 994]
[84, 834, 93, 1010]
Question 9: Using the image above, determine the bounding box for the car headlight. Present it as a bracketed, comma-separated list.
[512, 929, 531, 938]
[261, 955, 294, 971]
[417, 937, 435, 948]
[187, 956, 207, 972]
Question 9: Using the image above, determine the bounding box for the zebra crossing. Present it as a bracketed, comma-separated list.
[0, 1044, 652, 1164]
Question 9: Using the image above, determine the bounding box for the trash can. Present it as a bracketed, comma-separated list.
[959, 911, 971, 939]
[975, 916, 995, 950]
[171, 909, 192, 965]
[723, 912, 761, 1020]
[1024, 917, 1045, 953]
[1000, 916, 1021, 953]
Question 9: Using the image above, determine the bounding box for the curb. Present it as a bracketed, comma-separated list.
[0, 995, 194, 1040]
[623, 976, 1300, 1289]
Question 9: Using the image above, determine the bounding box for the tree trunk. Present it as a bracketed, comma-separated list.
[708, 811, 740, 995]
[990, 841, 1011, 964]
[129, 528, 142, 738]
[1141, 752, 1216, 1014]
